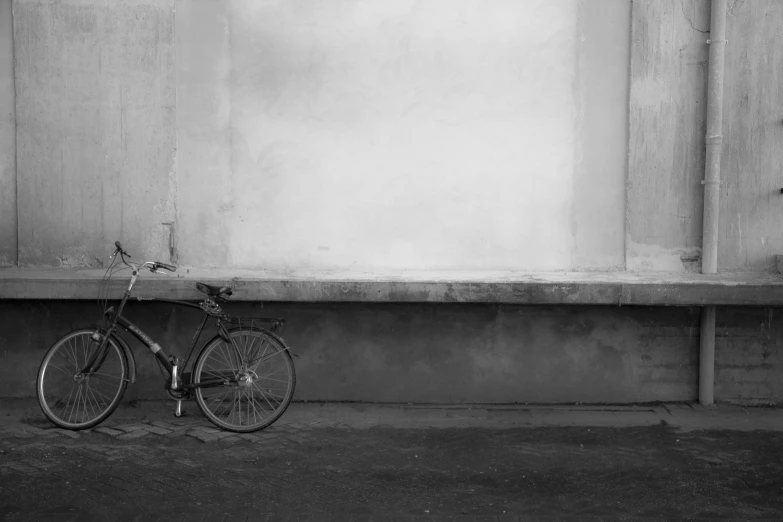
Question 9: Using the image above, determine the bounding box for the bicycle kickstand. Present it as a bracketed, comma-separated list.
[174, 400, 182, 417]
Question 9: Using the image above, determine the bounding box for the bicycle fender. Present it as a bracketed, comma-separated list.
[90, 325, 137, 385]
[111, 333, 137, 385]
[230, 326, 299, 359]
[200, 327, 298, 363]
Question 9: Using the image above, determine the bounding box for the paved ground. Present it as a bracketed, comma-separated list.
[1, 399, 783, 520]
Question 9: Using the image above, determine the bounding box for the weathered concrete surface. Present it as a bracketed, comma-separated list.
[627, 1, 783, 273]
[572, 0, 629, 270]
[13, 0, 176, 267]
[173, 0, 629, 272]
[174, 0, 230, 268]
[176, 0, 571, 271]
[719, 0, 783, 271]
[626, 0, 709, 271]
[10, 0, 631, 273]
[2, 300, 782, 405]
[2, 268, 783, 305]
[0, 0, 15, 267]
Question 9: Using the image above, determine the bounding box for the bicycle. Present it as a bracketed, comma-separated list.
[36, 241, 297, 432]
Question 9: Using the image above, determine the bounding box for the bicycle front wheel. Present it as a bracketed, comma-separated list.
[194, 329, 296, 432]
[37, 329, 128, 430]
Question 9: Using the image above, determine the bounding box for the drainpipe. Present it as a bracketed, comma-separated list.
[699, 0, 727, 406]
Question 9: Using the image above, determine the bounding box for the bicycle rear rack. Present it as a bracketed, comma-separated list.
[225, 316, 286, 333]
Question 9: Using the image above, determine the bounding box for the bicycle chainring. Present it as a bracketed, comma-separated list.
[167, 388, 192, 401]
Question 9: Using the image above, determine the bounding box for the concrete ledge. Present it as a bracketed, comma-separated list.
[2, 268, 783, 305]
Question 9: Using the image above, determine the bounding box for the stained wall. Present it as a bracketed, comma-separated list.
[627, 0, 783, 273]
[12, 0, 176, 267]
[12, 0, 630, 272]
[2, 300, 781, 405]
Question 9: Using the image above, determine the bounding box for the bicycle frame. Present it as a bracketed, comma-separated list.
[104, 298, 208, 379]
[39, 241, 297, 431]
[83, 263, 286, 393]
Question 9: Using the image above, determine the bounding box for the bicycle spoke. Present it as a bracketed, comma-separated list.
[77, 383, 91, 423]
[258, 376, 290, 385]
[196, 330, 294, 431]
[205, 389, 233, 417]
[246, 335, 259, 365]
[64, 340, 79, 371]
[257, 366, 287, 379]
[54, 385, 73, 419]
[212, 345, 235, 370]
[247, 342, 273, 370]
[79, 336, 88, 369]
[87, 385, 114, 404]
[67, 385, 81, 423]
[245, 388, 255, 424]
[204, 388, 232, 404]
[252, 384, 285, 404]
[39, 331, 126, 429]
[84, 385, 102, 418]
[247, 393, 267, 420]
[234, 388, 241, 425]
[202, 366, 239, 373]
[201, 369, 229, 381]
[250, 381, 279, 412]
[250, 384, 276, 410]
[82, 385, 96, 419]
[77, 384, 89, 423]
[89, 372, 122, 382]
[47, 363, 72, 376]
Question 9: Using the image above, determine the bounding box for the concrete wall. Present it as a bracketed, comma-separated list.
[719, 0, 783, 271]
[9, 1, 783, 273]
[0, 0, 15, 267]
[176, 0, 629, 272]
[627, 0, 783, 273]
[626, 0, 709, 272]
[2, 300, 781, 405]
[572, 1, 630, 270]
[11, 0, 630, 272]
[13, 0, 176, 267]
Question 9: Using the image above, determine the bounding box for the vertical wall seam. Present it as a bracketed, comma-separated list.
[12, 1, 18, 267]
[622, 0, 633, 272]
[172, 0, 179, 264]
[570, 0, 585, 270]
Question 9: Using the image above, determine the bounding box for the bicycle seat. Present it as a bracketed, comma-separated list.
[195, 282, 233, 298]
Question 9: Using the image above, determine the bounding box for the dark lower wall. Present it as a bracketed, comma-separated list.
[0, 301, 780, 405]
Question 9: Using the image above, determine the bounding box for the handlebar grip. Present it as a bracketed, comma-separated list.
[114, 240, 131, 257]
[156, 262, 177, 272]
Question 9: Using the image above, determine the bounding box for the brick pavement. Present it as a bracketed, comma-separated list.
[2, 400, 781, 445]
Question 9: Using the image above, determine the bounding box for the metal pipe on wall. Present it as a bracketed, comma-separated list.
[699, 0, 728, 406]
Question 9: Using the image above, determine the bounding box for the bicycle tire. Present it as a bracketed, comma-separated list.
[193, 328, 296, 432]
[37, 329, 128, 430]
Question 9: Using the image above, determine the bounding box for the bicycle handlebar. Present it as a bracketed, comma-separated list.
[153, 262, 177, 273]
[114, 241, 131, 258]
[112, 241, 176, 273]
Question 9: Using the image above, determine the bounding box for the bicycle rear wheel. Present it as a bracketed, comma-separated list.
[194, 328, 296, 432]
[37, 329, 128, 430]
